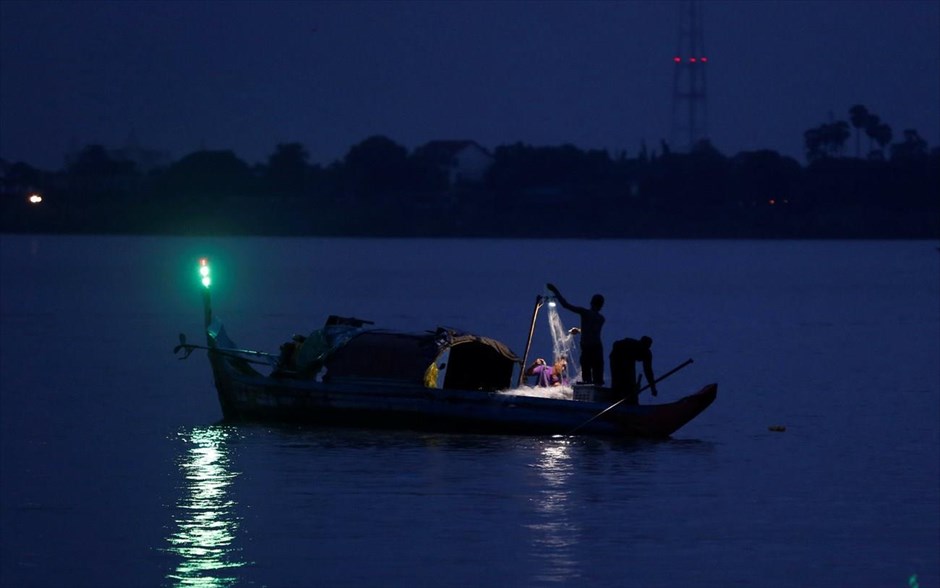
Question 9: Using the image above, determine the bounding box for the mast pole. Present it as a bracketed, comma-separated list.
[518, 295, 544, 387]
[199, 258, 213, 344]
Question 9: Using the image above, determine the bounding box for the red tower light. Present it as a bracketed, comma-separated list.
[673, 56, 681, 63]
[689, 57, 697, 63]
[701, 57, 708, 63]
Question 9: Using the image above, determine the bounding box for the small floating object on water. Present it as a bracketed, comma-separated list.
[768, 425, 786, 432]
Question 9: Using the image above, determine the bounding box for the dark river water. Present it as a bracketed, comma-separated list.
[1, 235, 937, 587]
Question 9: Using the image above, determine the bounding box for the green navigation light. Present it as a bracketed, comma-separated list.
[199, 258, 211, 288]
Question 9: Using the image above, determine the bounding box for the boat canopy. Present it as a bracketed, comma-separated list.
[322, 328, 520, 391]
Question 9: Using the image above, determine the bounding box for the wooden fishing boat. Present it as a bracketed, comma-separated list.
[175, 259, 717, 438]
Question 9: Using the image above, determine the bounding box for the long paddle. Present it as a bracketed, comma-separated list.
[565, 358, 694, 435]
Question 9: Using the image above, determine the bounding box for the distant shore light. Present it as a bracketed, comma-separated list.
[28, 193, 43, 204]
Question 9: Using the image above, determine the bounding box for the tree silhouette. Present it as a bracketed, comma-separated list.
[826, 121, 850, 156]
[265, 142, 310, 196]
[342, 135, 410, 200]
[804, 121, 850, 161]
[67, 144, 137, 178]
[863, 114, 881, 155]
[849, 104, 869, 158]
[891, 129, 928, 161]
[161, 150, 255, 198]
[731, 149, 801, 207]
[3, 107, 937, 238]
[804, 126, 825, 162]
[4, 161, 44, 193]
[65, 144, 138, 201]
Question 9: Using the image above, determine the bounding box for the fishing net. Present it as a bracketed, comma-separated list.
[546, 299, 582, 384]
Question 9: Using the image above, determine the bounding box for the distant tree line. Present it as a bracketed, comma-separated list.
[1, 103, 937, 239]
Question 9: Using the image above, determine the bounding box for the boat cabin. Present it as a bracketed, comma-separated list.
[279, 320, 520, 392]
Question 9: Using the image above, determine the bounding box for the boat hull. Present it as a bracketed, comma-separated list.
[209, 350, 717, 438]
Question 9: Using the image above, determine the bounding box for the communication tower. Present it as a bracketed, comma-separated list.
[670, 0, 708, 152]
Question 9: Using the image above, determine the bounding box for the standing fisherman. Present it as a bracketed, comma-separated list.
[546, 283, 605, 385]
[609, 336, 659, 405]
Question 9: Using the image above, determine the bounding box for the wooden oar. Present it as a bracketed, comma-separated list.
[565, 358, 694, 435]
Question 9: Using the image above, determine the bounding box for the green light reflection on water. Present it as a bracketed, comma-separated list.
[165, 426, 247, 588]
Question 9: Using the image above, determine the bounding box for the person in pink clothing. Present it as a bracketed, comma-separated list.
[525, 357, 568, 387]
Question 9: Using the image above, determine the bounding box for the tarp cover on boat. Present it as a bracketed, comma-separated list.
[323, 328, 520, 391]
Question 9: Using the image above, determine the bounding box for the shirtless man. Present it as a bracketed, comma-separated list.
[546, 283, 605, 385]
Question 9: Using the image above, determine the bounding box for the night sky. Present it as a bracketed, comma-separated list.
[1, 0, 938, 170]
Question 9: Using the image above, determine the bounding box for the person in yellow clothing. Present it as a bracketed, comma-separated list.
[423, 361, 440, 388]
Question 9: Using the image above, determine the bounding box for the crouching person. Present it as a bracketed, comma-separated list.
[526, 357, 568, 387]
[609, 336, 658, 405]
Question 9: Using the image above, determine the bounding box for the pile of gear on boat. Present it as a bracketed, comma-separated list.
[272, 283, 663, 405]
